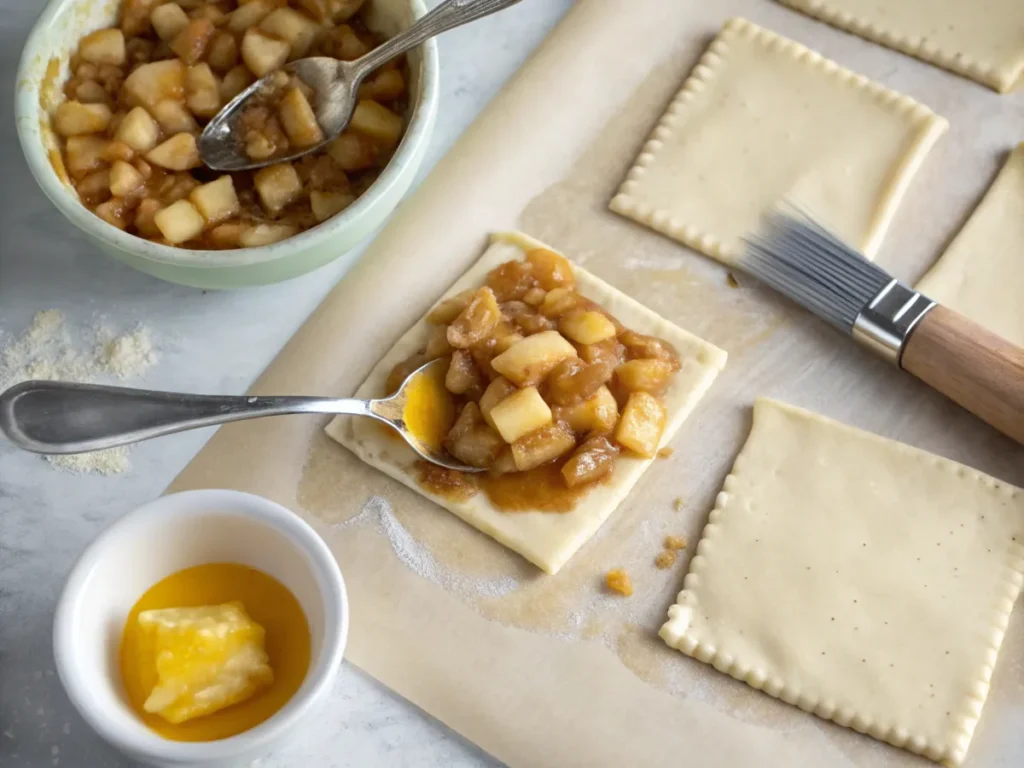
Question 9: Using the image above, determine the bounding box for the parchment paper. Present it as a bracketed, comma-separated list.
[170, 1, 1024, 765]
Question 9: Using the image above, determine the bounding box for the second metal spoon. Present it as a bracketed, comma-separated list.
[0, 359, 481, 473]
[200, 0, 524, 171]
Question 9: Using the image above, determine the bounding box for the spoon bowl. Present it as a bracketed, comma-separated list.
[200, 0, 524, 172]
[0, 358, 482, 473]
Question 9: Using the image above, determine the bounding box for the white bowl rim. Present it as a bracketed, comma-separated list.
[14, 0, 438, 271]
[53, 488, 349, 764]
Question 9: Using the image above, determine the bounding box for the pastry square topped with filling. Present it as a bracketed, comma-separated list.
[610, 17, 947, 263]
[661, 398, 1024, 766]
[326, 232, 726, 574]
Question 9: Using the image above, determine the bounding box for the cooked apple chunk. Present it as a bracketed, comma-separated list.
[620, 330, 680, 369]
[309, 190, 354, 222]
[358, 68, 405, 102]
[109, 160, 145, 198]
[489, 386, 551, 444]
[447, 288, 501, 349]
[446, 403, 504, 469]
[150, 3, 189, 41]
[65, 135, 109, 178]
[207, 32, 239, 72]
[220, 65, 254, 101]
[154, 199, 204, 244]
[189, 176, 239, 224]
[185, 64, 220, 119]
[349, 99, 403, 148]
[253, 163, 302, 214]
[544, 357, 611, 406]
[491, 330, 577, 388]
[54, 101, 112, 137]
[94, 198, 130, 229]
[525, 248, 574, 290]
[478, 377, 517, 431]
[153, 99, 199, 134]
[278, 87, 324, 148]
[511, 421, 576, 471]
[241, 28, 290, 77]
[552, 385, 619, 435]
[445, 350, 483, 396]
[238, 222, 298, 247]
[615, 391, 666, 458]
[123, 59, 185, 109]
[559, 310, 616, 345]
[114, 106, 160, 152]
[170, 18, 214, 65]
[146, 133, 200, 170]
[78, 28, 126, 65]
[562, 435, 619, 488]
[260, 7, 319, 59]
[615, 359, 675, 395]
[539, 287, 583, 319]
[227, 0, 275, 34]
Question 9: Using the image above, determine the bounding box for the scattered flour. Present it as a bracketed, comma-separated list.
[337, 495, 520, 599]
[0, 310, 159, 475]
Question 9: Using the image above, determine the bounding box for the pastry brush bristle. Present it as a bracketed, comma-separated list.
[740, 207, 893, 333]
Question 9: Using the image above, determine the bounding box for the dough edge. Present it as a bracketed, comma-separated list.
[325, 231, 727, 574]
[659, 397, 1024, 767]
[608, 16, 948, 262]
[776, 0, 1024, 93]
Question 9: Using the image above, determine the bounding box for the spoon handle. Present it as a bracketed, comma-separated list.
[0, 380, 372, 455]
[355, 0, 525, 76]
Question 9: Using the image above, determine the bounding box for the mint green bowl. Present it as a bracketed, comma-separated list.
[15, 0, 438, 289]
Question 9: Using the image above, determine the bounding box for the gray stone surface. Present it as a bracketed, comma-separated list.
[0, 1, 572, 765]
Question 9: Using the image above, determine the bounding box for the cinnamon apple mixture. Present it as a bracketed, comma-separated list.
[50, 0, 407, 249]
[388, 248, 683, 495]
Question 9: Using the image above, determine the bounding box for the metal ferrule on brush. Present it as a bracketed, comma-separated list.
[851, 280, 935, 365]
[741, 207, 937, 368]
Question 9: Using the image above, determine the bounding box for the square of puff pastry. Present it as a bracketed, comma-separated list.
[610, 17, 946, 264]
[661, 398, 1024, 766]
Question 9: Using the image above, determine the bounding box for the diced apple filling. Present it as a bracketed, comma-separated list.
[489, 387, 552, 444]
[78, 28, 126, 65]
[189, 175, 239, 224]
[241, 28, 290, 77]
[185, 64, 220, 119]
[277, 87, 324, 148]
[54, 101, 112, 137]
[615, 392, 667, 458]
[146, 133, 201, 170]
[150, 3, 189, 41]
[114, 106, 160, 152]
[259, 7, 319, 59]
[154, 199, 204, 244]
[491, 331, 577, 388]
[253, 163, 302, 214]
[123, 59, 185, 109]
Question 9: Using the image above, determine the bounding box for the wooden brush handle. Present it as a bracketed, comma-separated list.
[901, 305, 1024, 444]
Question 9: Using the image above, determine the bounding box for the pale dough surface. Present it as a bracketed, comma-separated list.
[325, 232, 727, 574]
[916, 143, 1024, 347]
[661, 398, 1024, 767]
[610, 17, 947, 263]
[778, 0, 1024, 93]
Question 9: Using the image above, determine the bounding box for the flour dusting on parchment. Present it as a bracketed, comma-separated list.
[337, 495, 519, 599]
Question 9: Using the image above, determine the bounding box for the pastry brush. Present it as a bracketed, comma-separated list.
[741, 207, 1024, 444]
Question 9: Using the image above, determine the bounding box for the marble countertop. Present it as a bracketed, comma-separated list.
[0, 1, 572, 765]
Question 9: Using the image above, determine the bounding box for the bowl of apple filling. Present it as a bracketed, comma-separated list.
[15, 0, 438, 288]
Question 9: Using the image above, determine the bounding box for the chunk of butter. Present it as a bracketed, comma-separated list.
[137, 601, 273, 724]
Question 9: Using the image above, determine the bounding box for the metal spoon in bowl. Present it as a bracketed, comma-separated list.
[0, 358, 482, 473]
[200, 0, 524, 172]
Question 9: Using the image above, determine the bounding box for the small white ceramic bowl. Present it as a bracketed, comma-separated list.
[15, 0, 438, 289]
[53, 489, 348, 768]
